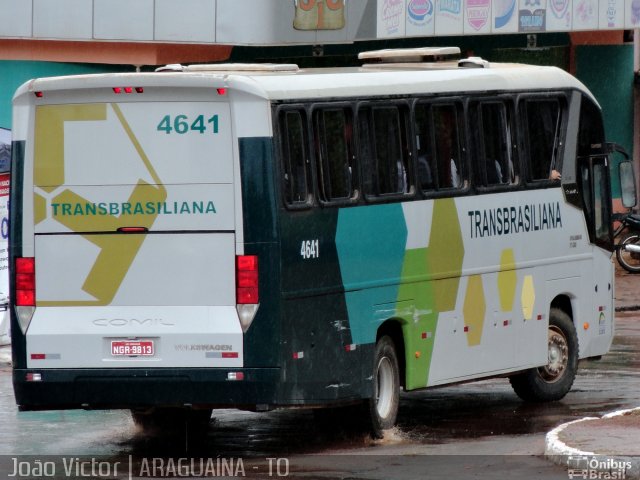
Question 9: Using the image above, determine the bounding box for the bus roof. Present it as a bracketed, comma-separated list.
[16, 60, 592, 104]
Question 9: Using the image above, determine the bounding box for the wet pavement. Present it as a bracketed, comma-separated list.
[0, 264, 636, 478]
[543, 267, 640, 479]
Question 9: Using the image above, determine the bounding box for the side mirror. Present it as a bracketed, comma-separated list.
[619, 160, 637, 209]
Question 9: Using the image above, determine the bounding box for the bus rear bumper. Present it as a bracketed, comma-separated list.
[13, 367, 282, 411]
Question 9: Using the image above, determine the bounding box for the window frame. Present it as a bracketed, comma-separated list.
[413, 98, 469, 198]
[518, 92, 568, 188]
[356, 100, 416, 203]
[470, 97, 521, 193]
[310, 103, 360, 207]
[275, 105, 315, 211]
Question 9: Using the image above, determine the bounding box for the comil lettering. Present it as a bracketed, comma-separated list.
[467, 202, 562, 239]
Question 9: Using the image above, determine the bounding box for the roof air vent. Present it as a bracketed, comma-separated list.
[156, 63, 299, 73]
[359, 47, 461, 64]
[458, 57, 490, 68]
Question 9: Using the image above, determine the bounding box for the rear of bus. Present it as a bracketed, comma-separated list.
[10, 74, 277, 411]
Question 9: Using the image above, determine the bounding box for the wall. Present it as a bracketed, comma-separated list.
[0, 61, 127, 129]
[575, 44, 634, 198]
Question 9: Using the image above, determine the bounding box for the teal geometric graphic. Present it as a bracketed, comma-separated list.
[336, 204, 408, 344]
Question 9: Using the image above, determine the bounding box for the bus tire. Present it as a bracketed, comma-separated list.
[365, 335, 400, 438]
[616, 234, 640, 273]
[130, 407, 212, 435]
[509, 308, 578, 402]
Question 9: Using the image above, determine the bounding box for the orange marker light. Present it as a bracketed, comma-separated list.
[583, 322, 590, 330]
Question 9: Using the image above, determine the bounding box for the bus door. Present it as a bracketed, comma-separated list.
[579, 151, 613, 250]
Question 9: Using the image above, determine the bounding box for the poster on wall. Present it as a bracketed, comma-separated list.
[378, 0, 407, 37]
[435, 0, 464, 34]
[493, 0, 519, 32]
[464, 0, 492, 33]
[293, 0, 347, 30]
[573, 0, 598, 28]
[406, 0, 436, 36]
[625, 0, 640, 28]
[546, 0, 572, 30]
[600, 0, 624, 28]
[0, 128, 10, 346]
[518, 0, 547, 33]
[519, 0, 547, 31]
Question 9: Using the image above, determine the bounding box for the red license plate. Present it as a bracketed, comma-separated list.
[111, 340, 154, 357]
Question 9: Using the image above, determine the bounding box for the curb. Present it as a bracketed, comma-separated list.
[545, 408, 640, 480]
[615, 305, 640, 312]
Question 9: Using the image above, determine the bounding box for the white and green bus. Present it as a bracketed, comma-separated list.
[10, 48, 632, 437]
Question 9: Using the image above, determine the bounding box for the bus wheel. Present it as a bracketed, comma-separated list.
[130, 407, 212, 435]
[365, 335, 400, 438]
[509, 308, 578, 402]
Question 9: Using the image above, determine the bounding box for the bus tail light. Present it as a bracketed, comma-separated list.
[16, 258, 35, 306]
[236, 255, 258, 303]
[15, 257, 36, 334]
[236, 255, 259, 333]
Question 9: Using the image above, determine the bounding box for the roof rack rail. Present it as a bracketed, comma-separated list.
[358, 47, 461, 64]
[156, 63, 299, 73]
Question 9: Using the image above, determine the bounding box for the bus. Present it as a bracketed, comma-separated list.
[10, 47, 632, 437]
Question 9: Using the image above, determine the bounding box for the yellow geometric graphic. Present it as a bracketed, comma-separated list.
[35, 103, 166, 306]
[521, 275, 536, 321]
[34, 193, 46, 226]
[34, 104, 107, 192]
[498, 249, 517, 312]
[463, 275, 485, 346]
[427, 198, 465, 312]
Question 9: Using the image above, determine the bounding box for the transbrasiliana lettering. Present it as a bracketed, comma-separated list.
[467, 202, 562, 239]
[51, 201, 217, 217]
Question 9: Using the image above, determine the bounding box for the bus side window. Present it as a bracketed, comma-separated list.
[477, 101, 518, 187]
[280, 109, 312, 207]
[358, 105, 412, 198]
[523, 98, 563, 182]
[414, 104, 436, 191]
[433, 104, 464, 189]
[415, 102, 465, 193]
[313, 107, 357, 203]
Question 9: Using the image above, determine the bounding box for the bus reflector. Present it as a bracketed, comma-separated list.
[26, 373, 42, 382]
[236, 255, 258, 304]
[117, 226, 148, 233]
[15, 257, 35, 306]
[227, 372, 244, 381]
[113, 87, 144, 94]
